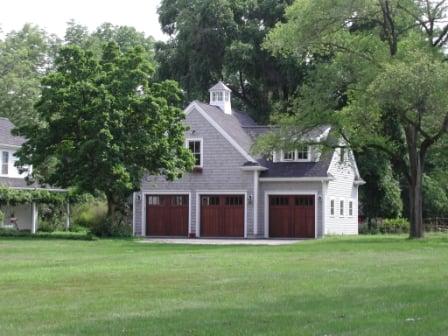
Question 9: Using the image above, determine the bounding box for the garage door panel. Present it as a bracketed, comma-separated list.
[269, 195, 315, 238]
[201, 195, 244, 237]
[146, 195, 188, 236]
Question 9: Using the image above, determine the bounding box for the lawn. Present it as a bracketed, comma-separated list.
[1, 235, 448, 335]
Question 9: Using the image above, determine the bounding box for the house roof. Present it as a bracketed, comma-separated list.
[0, 118, 26, 147]
[191, 101, 334, 179]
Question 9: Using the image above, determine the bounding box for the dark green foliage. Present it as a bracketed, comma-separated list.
[0, 228, 95, 240]
[156, 0, 303, 121]
[14, 42, 194, 223]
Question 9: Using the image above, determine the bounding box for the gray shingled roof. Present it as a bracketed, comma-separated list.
[194, 101, 334, 178]
[0, 176, 66, 191]
[209, 81, 231, 92]
[0, 118, 26, 146]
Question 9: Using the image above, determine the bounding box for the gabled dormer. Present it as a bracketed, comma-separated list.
[209, 81, 232, 115]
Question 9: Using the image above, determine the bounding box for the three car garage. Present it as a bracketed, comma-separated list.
[145, 193, 316, 238]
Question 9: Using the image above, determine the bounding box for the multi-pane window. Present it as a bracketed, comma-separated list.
[330, 199, 335, 216]
[340, 199, 344, 217]
[225, 196, 243, 206]
[270, 197, 289, 206]
[283, 151, 295, 161]
[2, 151, 9, 175]
[188, 139, 202, 167]
[212, 91, 224, 101]
[297, 146, 309, 160]
[202, 196, 220, 206]
[295, 197, 314, 206]
[172, 196, 187, 206]
[225, 91, 230, 101]
[147, 196, 160, 205]
[349, 200, 353, 216]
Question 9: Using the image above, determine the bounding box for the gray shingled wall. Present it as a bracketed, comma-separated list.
[134, 107, 255, 237]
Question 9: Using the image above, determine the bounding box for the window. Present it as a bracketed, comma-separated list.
[340, 199, 344, 217]
[187, 139, 202, 167]
[2, 151, 9, 175]
[172, 196, 187, 206]
[330, 199, 335, 216]
[340, 148, 346, 163]
[283, 151, 295, 161]
[202, 196, 220, 206]
[297, 146, 309, 160]
[295, 197, 314, 206]
[225, 196, 243, 206]
[147, 196, 160, 205]
[270, 197, 289, 206]
[349, 200, 353, 217]
[225, 91, 230, 101]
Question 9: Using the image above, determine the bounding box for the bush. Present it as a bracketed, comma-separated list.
[381, 218, 410, 234]
[89, 217, 132, 238]
[0, 228, 95, 240]
[37, 203, 66, 233]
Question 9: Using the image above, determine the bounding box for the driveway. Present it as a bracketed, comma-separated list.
[139, 238, 303, 246]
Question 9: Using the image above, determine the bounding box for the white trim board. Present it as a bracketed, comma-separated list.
[264, 191, 319, 239]
[195, 190, 248, 238]
[141, 191, 192, 237]
[185, 102, 256, 163]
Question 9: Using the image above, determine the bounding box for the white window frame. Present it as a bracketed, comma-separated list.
[330, 198, 335, 217]
[186, 138, 203, 168]
[278, 146, 311, 162]
[348, 199, 354, 217]
[339, 198, 345, 217]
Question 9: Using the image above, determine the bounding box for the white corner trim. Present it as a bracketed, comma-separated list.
[253, 171, 259, 236]
[264, 191, 318, 239]
[185, 102, 256, 163]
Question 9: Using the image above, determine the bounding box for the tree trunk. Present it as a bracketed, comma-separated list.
[406, 126, 425, 239]
[106, 194, 118, 226]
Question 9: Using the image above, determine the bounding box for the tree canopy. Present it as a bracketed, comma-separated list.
[14, 42, 194, 223]
[261, 0, 448, 237]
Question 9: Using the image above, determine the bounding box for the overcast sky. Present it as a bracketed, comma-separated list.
[0, 0, 167, 41]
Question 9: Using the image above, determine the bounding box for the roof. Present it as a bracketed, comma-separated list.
[191, 101, 334, 179]
[209, 81, 232, 92]
[0, 118, 26, 147]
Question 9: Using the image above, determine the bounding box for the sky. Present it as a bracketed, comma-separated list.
[0, 0, 167, 41]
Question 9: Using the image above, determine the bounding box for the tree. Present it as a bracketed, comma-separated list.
[156, 0, 304, 121]
[0, 24, 59, 126]
[262, 0, 448, 238]
[14, 43, 194, 224]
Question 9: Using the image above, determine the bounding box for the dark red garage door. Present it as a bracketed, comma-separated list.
[201, 195, 244, 237]
[146, 195, 188, 236]
[269, 195, 315, 238]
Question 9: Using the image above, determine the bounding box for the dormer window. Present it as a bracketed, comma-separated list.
[187, 138, 203, 167]
[283, 151, 295, 161]
[278, 146, 311, 162]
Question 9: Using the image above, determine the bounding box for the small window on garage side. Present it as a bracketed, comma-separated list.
[283, 151, 295, 161]
[296, 145, 309, 160]
[340, 199, 344, 217]
[188, 139, 202, 167]
[349, 200, 353, 217]
[330, 199, 335, 216]
[2, 151, 9, 175]
[148, 196, 160, 205]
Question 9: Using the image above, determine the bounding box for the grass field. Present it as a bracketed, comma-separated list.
[1, 235, 448, 335]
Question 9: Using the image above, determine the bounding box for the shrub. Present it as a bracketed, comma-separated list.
[380, 218, 410, 234]
[89, 217, 132, 238]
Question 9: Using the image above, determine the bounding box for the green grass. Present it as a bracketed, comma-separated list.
[1, 235, 448, 335]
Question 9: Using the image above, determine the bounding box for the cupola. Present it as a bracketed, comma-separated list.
[209, 81, 232, 115]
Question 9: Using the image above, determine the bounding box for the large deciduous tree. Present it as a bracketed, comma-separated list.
[0, 24, 59, 126]
[262, 0, 448, 238]
[14, 43, 194, 224]
[156, 0, 304, 121]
